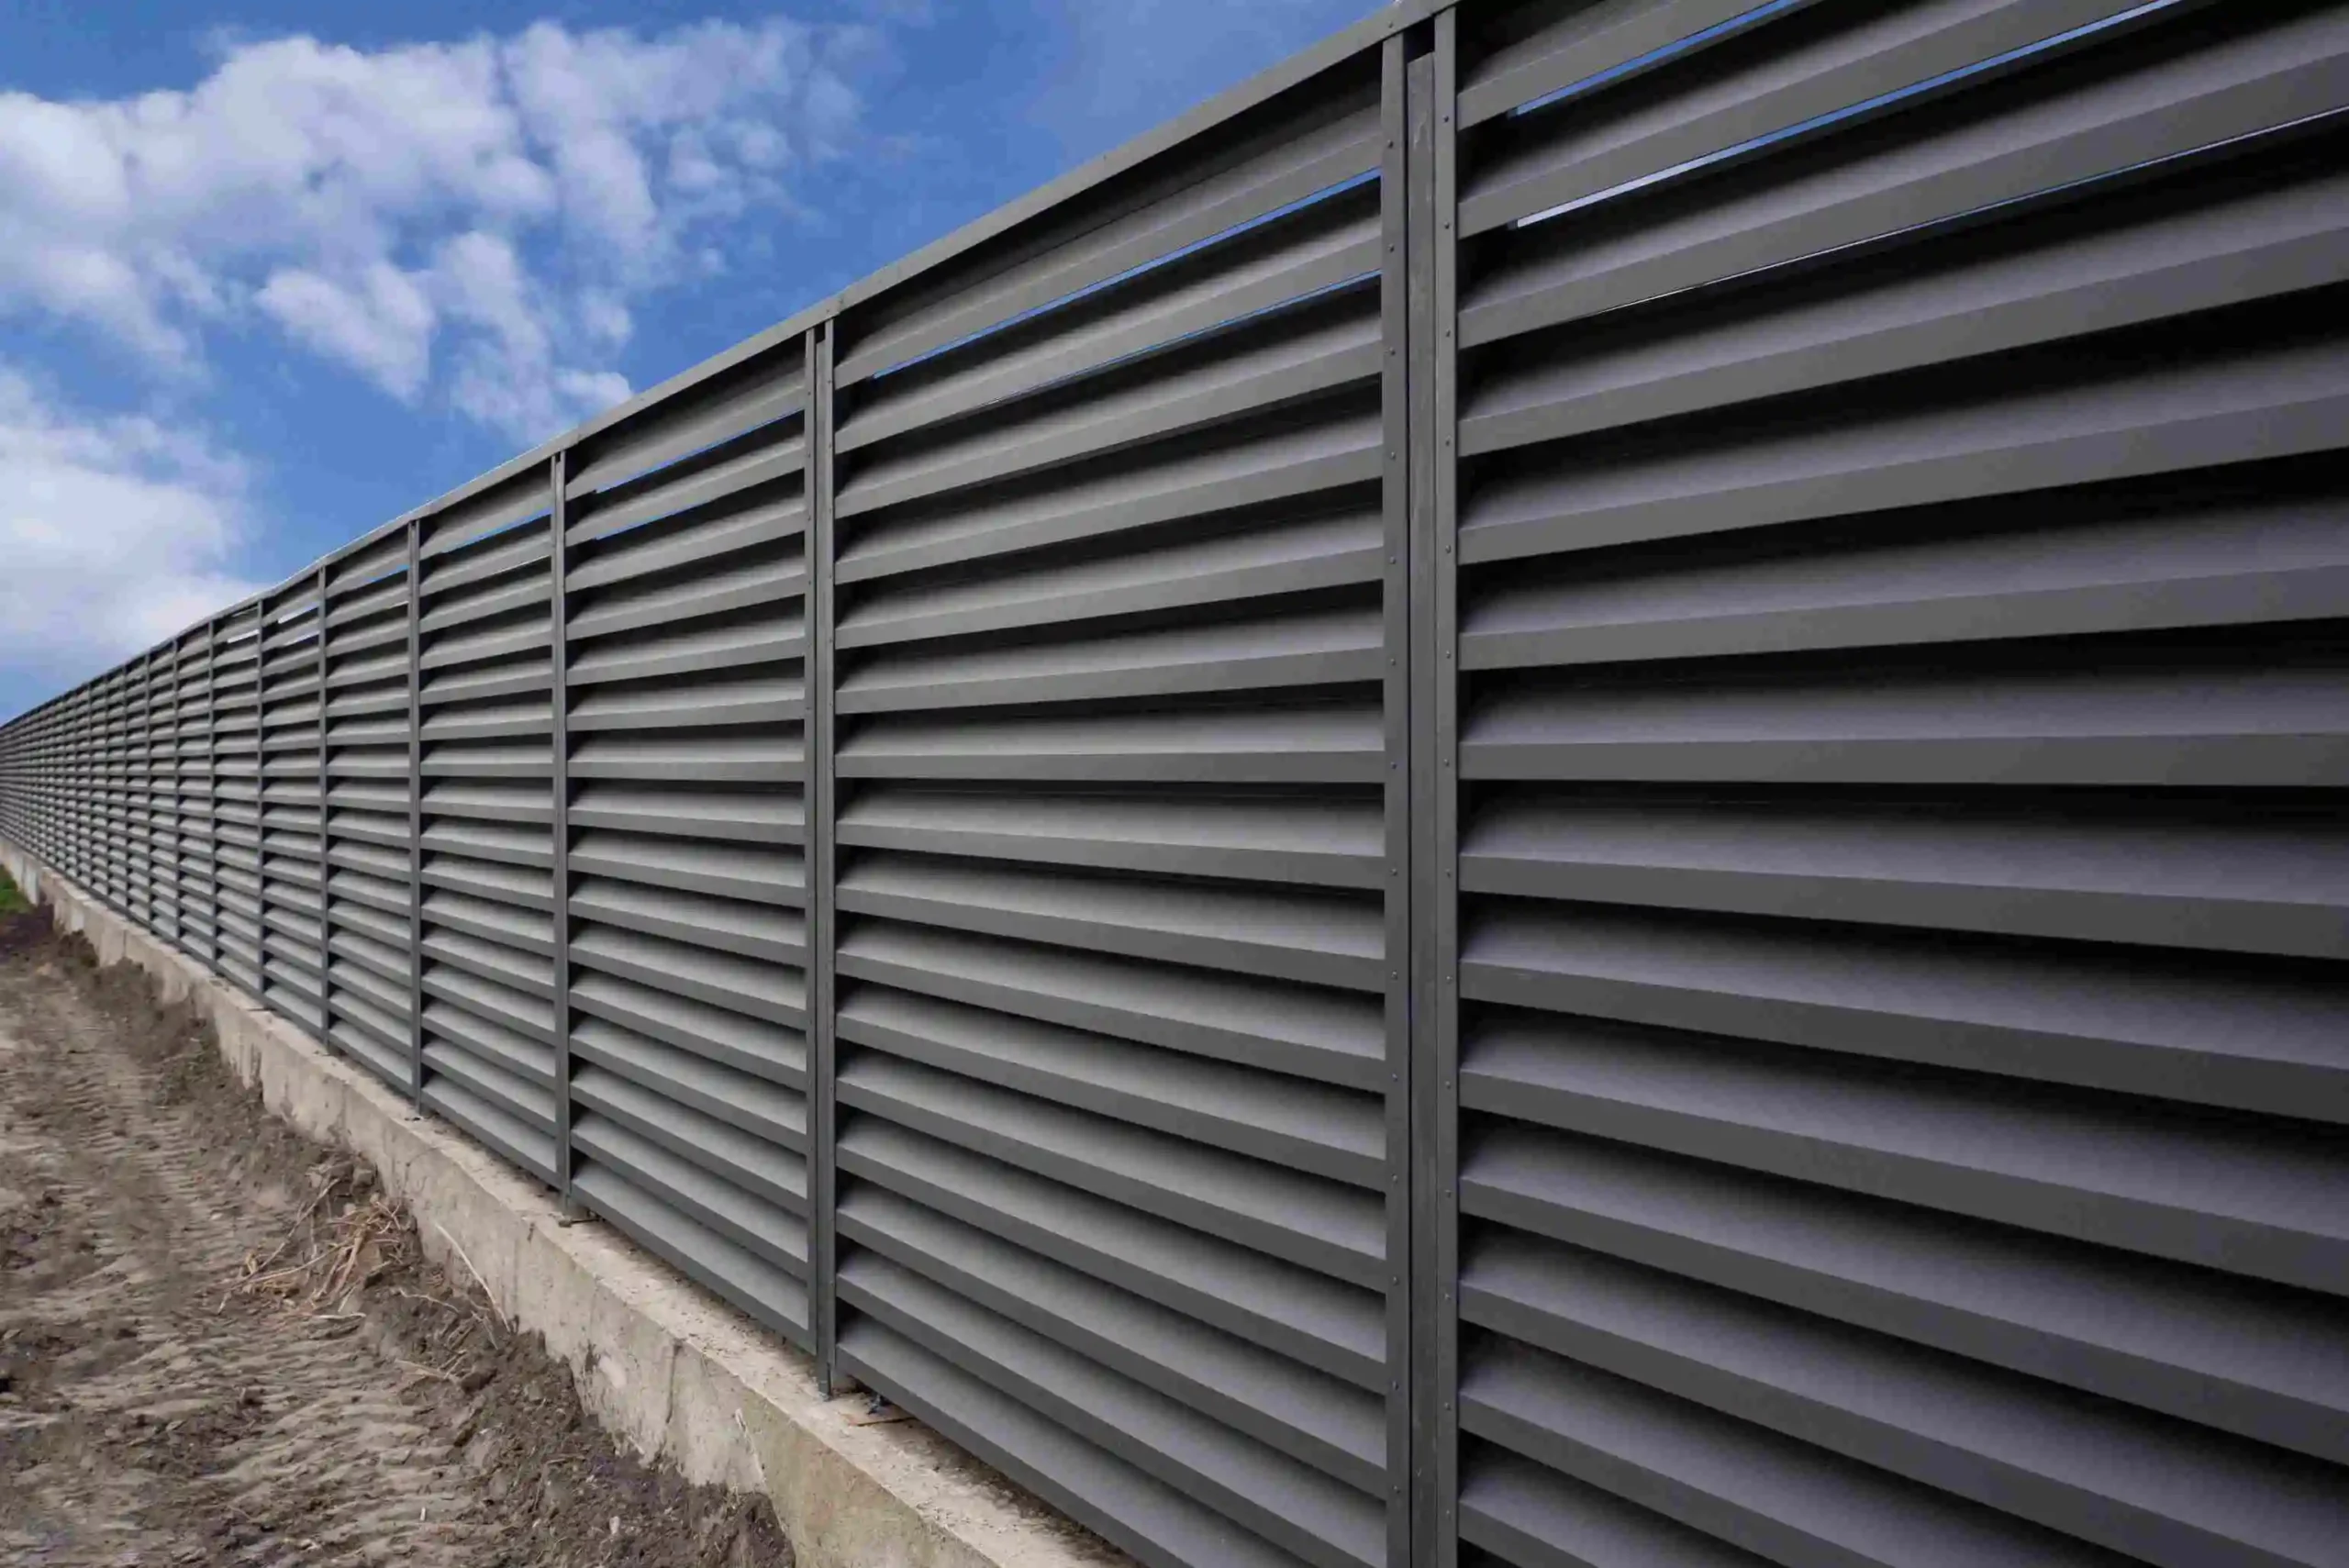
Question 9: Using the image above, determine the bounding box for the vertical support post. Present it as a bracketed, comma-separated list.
[142, 646, 155, 930]
[139, 650, 154, 923]
[807, 323, 840, 1391]
[257, 608, 276, 998]
[549, 451, 575, 1198]
[133, 648, 153, 925]
[407, 517, 428, 1109]
[153, 643, 170, 947]
[128, 651, 143, 925]
[72, 683, 83, 886]
[205, 617, 224, 978]
[76, 682, 88, 887]
[91, 675, 102, 892]
[317, 562, 333, 1043]
[1377, 28, 1418, 1568]
[1408, 12, 1462, 1567]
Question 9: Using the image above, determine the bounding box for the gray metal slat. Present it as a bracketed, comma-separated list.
[842, 1250, 1376, 1568]
[1470, 0, 2161, 231]
[421, 473, 551, 560]
[565, 830, 803, 904]
[571, 1113, 804, 1274]
[420, 959, 555, 1044]
[1459, 895, 2349, 1120]
[1458, 1444, 1789, 1568]
[565, 554, 807, 643]
[1463, 327, 2349, 568]
[840, 312, 1379, 524]
[1464, 160, 2349, 428]
[569, 922, 806, 1025]
[567, 371, 806, 500]
[839, 986, 1385, 1186]
[420, 885, 556, 957]
[420, 993, 551, 1086]
[838, 856, 1386, 993]
[840, 1051, 1386, 1290]
[1462, 1014, 2349, 1296]
[840, 1118, 1385, 1389]
[836, 1318, 1310, 1568]
[571, 1153, 809, 1340]
[1463, 6, 2349, 332]
[570, 1062, 806, 1217]
[1464, 1229, 2349, 1568]
[566, 667, 805, 728]
[838, 506, 1382, 654]
[834, 920, 1385, 1090]
[565, 732, 802, 783]
[1462, 0, 1813, 127]
[838, 785, 1384, 889]
[564, 495, 807, 594]
[1460, 484, 2349, 673]
[1461, 654, 2349, 788]
[840, 1182, 1386, 1496]
[422, 1074, 556, 1181]
[835, 415, 1380, 587]
[419, 817, 553, 869]
[565, 782, 803, 843]
[839, 602, 1383, 716]
[569, 968, 807, 1085]
[836, 706, 1384, 784]
[569, 433, 806, 544]
[424, 1037, 557, 1130]
[839, 197, 1381, 458]
[565, 628, 806, 695]
[570, 1015, 807, 1154]
[565, 878, 804, 965]
[838, 87, 1382, 385]
[1458, 1123, 2349, 1467]
[1461, 1335, 2127, 1568]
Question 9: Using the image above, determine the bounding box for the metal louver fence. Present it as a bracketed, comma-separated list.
[6, 4, 2348, 1565]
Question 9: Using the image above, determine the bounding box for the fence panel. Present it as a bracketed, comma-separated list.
[411, 469, 562, 1183]
[558, 339, 816, 1350]
[97, 663, 128, 911]
[155, 628, 200, 949]
[821, 40, 1406, 1568]
[322, 532, 423, 1090]
[0, 703, 22, 854]
[257, 579, 326, 1025]
[212, 606, 266, 995]
[128, 649, 161, 931]
[1442, 3, 2349, 1566]
[173, 623, 219, 971]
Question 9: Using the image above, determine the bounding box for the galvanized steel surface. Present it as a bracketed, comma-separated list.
[5, 4, 2348, 1566]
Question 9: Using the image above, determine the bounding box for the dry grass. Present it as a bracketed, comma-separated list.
[225, 1159, 408, 1319]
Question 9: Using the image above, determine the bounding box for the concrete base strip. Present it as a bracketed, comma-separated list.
[0, 840, 1127, 1568]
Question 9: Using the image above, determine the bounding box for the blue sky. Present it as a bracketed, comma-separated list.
[0, 0, 1379, 719]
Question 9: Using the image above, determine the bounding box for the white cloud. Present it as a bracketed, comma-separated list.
[0, 367, 264, 681]
[258, 261, 438, 398]
[432, 228, 632, 437]
[0, 17, 871, 443]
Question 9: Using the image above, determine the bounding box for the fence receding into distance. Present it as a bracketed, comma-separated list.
[7, 2, 2349, 1565]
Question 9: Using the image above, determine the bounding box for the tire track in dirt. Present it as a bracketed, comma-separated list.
[0, 913, 793, 1567]
[0, 941, 483, 1566]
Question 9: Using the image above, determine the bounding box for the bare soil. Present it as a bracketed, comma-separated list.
[0, 904, 794, 1567]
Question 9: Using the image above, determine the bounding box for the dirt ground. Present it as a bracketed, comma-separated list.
[0, 901, 794, 1567]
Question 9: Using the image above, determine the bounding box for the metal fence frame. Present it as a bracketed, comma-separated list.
[8, 4, 2349, 1565]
